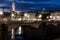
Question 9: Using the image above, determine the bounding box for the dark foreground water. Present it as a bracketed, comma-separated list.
[8, 31, 24, 40]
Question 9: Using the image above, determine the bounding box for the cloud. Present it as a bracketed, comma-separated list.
[0, 3, 7, 7]
[15, 0, 38, 4]
[9, 0, 14, 1]
[16, 0, 60, 5]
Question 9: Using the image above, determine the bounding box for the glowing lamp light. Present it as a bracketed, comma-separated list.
[24, 13, 27, 16]
[50, 16, 53, 18]
[0, 11, 3, 15]
[39, 15, 42, 18]
[11, 14, 15, 17]
[18, 26, 21, 35]
[37, 19, 42, 21]
[24, 13, 30, 18]
[57, 16, 59, 19]
[47, 16, 49, 19]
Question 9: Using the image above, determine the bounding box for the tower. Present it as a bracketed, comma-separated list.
[41, 8, 47, 20]
[12, 2, 15, 11]
[11, 2, 15, 18]
[42, 8, 46, 14]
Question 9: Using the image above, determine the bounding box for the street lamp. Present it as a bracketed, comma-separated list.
[24, 13, 27, 16]
[39, 15, 42, 18]
[50, 16, 53, 18]
[47, 16, 49, 19]
[11, 13, 15, 17]
[24, 13, 30, 17]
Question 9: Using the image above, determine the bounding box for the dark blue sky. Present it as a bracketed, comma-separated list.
[0, 0, 60, 12]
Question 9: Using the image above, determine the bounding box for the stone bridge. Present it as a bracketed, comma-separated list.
[7, 21, 41, 31]
[0, 20, 59, 31]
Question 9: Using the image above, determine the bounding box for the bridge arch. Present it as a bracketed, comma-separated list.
[21, 25, 39, 40]
[46, 23, 58, 39]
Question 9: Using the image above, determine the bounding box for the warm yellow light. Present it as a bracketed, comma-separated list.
[11, 29, 14, 39]
[19, 26, 21, 35]
[33, 19, 36, 21]
[11, 14, 15, 17]
[37, 19, 42, 21]
[18, 18, 21, 21]
[53, 17, 55, 19]
[47, 16, 49, 19]
[0, 11, 3, 15]
[24, 13, 27, 16]
[57, 16, 59, 19]
[24, 13, 30, 18]
[39, 15, 42, 18]
[50, 16, 52, 18]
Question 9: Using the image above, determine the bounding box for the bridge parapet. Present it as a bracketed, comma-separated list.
[0, 17, 59, 31]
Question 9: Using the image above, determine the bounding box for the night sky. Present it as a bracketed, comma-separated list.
[0, 0, 60, 12]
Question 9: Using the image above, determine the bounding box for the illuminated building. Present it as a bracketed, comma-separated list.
[50, 11, 60, 21]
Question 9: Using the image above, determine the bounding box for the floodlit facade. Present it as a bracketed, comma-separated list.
[23, 12, 36, 22]
[50, 11, 60, 21]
